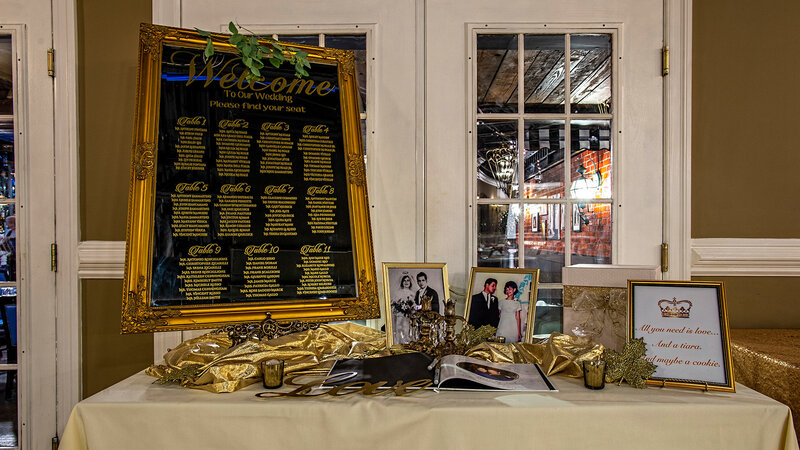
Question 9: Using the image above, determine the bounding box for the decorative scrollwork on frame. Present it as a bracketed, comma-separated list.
[134, 142, 156, 180]
[139, 23, 179, 61]
[121, 275, 180, 333]
[343, 270, 381, 318]
[347, 156, 367, 187]
[319, 48, 355, 81]
[214, 313, 320, 347]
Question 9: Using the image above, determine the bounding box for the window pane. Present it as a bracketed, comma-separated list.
[324, 35, 367, 113]
[523, 204, 564, 283]
[570, 34, 612, 114]
[476, 34, 518, 113]
[361, 118, 367, 158]
[477, 120, 517, 199]
[0, 206, 14, 283]
[0, 37, 10, 117]
[275, 34, 319, 46]
[523, 35, 565, 113]
[0, 36, 15, 447]
[571, 202, 612, 264]
[0, 297, 16, 446]
[523, 120, 564, 199]
[0, 37, 13, 200]
[569, 120, 612, 200]
[477, 204, 519, 268]
[0, 122, 13, 200]
[533, 288, 562, 336]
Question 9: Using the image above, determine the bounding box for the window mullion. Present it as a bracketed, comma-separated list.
[564, 33, 572, 269]
[517, 33, 524, 269]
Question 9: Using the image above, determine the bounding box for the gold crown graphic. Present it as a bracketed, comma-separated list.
[658, 298, 692, 318]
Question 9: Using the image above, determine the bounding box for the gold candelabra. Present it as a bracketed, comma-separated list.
[406, 296, 470, 357]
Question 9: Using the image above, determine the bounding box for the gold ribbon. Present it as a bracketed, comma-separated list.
[465, 333, 604, 377]
[147, 324, 605, 393]
[147, 323, 390, 393]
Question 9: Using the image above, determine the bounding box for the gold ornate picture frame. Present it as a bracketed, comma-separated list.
[382, 263, 449, 347]
[628, 280, 735, 392]
[122, 24, 378, 333]
[464, 267, 540, 344]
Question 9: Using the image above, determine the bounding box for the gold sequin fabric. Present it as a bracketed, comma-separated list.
[730, 329, 800, 443]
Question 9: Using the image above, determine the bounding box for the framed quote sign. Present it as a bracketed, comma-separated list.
[628, 280, 735, 392]
[121, 24, 378, 333]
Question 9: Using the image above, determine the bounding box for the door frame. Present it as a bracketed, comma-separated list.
[663, 0, 692, 280]
[3, 12, 61, 448]
[53, 0, 81, 438]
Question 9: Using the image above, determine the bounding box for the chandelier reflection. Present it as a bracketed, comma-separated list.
[486, 144, 516, 195]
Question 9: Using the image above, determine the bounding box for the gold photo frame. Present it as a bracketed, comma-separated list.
[464, 267, 540, 344]
[382, 263, 449, 347]
[628, 280, 735, 392]
[121, 24, 378, 333]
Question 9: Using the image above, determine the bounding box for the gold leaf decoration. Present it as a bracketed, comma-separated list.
[139, 23, 179, 61]
[604, 337, 657, 388]
[347, 156, 367, 187]
[344, 270, 380, 318]
[121, 275, 180, 333]
[214, 313, 320, 347]
[154, 365, 201, 385]
[320, 48, 355, 81]
[134, 142, 155, 180]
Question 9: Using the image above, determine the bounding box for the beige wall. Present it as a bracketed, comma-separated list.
[76, 0, 799, 395]
[692, 0, 800, 328]
[78, 0, 152, 397]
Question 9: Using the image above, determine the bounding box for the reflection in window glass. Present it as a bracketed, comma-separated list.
[570, 120, 612, 200]
[275, 34, 319, 46]
[571, 203, 611, 265]
[0, 34, 17, 448]
[524, 120, 564, 199]
[324, 35, 367, 113]
[523, 204, 564, 283]
[0, 37, 14, 200]
[477, 120, 517, 199]
[477, 35, 518, 113]
[475, 32, 616, 342]
[477, 204, 519, 268]
[0, 204, 15, 282]
[570, 34, 612, 114]
[523, 34, 565, 113]
[533, 288, 562, 336]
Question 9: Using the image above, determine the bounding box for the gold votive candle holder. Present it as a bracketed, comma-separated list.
[261, 359, 285, 389]
[583, 360, 606, 390]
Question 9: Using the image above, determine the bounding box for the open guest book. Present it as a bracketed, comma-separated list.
[324, 352, 557, 392]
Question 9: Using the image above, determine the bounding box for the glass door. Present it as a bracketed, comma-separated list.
[0, 15, 58, 448]
[0, 34, 18, 450]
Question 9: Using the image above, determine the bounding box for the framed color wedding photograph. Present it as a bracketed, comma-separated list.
[628, 280, 735, 392]
[382, 263, 449, 346]
[465, 267, 540, 343]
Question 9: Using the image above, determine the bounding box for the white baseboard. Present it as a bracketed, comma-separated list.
[691, 238, 800, 277]
[77, 241, 125, 279]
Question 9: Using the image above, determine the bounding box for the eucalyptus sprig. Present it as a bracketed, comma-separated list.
[195, 21, 311, 80]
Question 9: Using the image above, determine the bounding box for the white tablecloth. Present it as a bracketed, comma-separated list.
[61, 371, 798, 450]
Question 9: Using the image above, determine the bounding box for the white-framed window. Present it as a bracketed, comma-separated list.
[270, 32, 370, 159]
[472, 30, 617, 336]
[272, 31, 374, 326]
